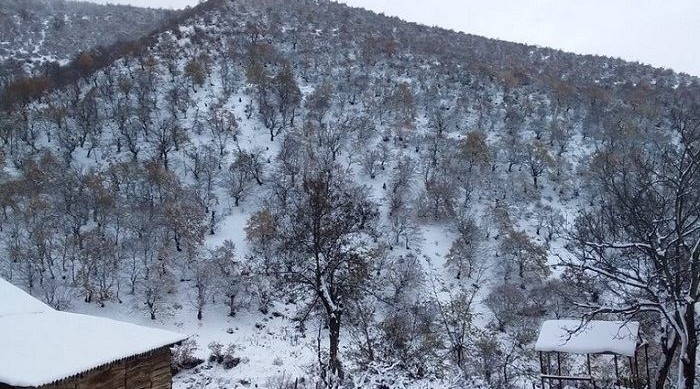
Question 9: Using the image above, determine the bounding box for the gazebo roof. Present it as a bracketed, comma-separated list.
[535, 319, 640, 357]
[0, 278, 186, 387]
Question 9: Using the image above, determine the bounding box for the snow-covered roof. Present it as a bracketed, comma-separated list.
[0, 277, 52, 316]
[534, 320, 640, 357]
[0, 278, 186, 387]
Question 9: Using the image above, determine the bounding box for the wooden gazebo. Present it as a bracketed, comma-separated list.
[535, 320, 649, 388]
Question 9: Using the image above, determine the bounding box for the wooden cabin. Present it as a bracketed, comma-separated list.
[535, 319, 649, 389]
[0, 278, 185, 389]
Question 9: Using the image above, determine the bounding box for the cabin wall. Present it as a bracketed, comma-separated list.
[1, 347, 173, 389]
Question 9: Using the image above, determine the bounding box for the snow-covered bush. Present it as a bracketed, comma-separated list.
[171, 338, 204, 374]
[207, 341, 239, 369]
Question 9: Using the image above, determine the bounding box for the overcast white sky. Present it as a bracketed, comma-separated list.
[87, 0, 700, 76]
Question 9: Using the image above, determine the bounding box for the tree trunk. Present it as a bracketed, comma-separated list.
[361, 323, 374, 362]
[681, 304, 697, 389]
[228, 295, 236, 317]
[328, 310, 343, 380]
[656, 334, 679, 389]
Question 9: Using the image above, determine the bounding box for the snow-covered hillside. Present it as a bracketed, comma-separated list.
[0, 0, 173, 84]
[0, 0, 698, 388]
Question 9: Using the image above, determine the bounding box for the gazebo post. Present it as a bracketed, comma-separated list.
[634, 351, 641, 389]
[587, 353, 596, 389]
[556, 352, 562, 389]
[629, 356, 635, 388]
[644, 344, 650, 389]
[539, 351, 546, 389]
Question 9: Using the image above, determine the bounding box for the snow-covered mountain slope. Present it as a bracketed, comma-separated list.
[0, 0, 698, 388]
[0, 0, 173, 83]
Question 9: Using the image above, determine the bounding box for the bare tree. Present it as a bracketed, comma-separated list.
[273, 61, 302, 127]
[524, 139, 554, 189]
[210, 240, 250, 317]
[445, 216, 482, 280]
[190, 254, 215, 320]
[569, 106, 700, 389]
[207, 106, 238, 157]
[247, 164, 379, 384]
[432, 278, 482, 372]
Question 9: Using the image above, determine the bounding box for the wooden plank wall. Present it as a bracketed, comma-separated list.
[3, 347, 174, 389]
